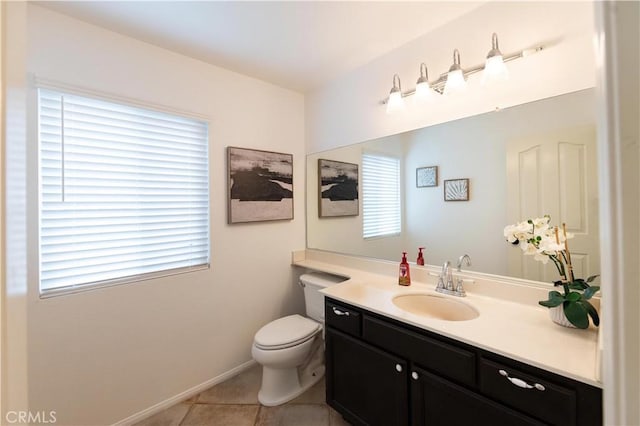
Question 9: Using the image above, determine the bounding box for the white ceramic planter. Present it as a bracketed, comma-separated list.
[549, 305, 577, 328]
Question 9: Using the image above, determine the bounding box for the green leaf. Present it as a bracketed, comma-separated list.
[563, 302, 589, 329]
[539, 299, 563, 308]
[582, 300, 600, 327]
[566, 292, 582, 302]
[583, 286, 600, 300]
[568, 279, 588, 291]
[586, 275, 600, 283]
[539, 290, 564, 307]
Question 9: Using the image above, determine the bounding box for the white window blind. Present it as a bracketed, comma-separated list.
[38, 88, 210, 295]
[362, 152, 401, 239]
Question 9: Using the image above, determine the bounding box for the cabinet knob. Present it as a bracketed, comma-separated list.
[395, 364, 403, 373]
[411, 372, 419, 380]
[332, 307, 350, 316]
[498, 369, 545, 391]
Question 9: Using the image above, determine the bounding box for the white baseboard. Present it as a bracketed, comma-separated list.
[113, 359, 258, 426]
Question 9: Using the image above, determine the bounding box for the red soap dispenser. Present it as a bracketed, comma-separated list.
[417, 247, 425, 266]
[399, 252, 411, 286]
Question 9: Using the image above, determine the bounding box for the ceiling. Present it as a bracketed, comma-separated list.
[35, 1, 484, 92]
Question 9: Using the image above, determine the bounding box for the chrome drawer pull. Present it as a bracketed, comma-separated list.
[499, 369, 545, 391]
[332, 307, 350, 316]
[395, 364, 403, 373]
[411, 372, 419, 380]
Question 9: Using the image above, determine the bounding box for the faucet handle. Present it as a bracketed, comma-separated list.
[436, 276, 445, 290]
[455, 278, 466, 296]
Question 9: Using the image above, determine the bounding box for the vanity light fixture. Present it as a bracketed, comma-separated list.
[414, 63, 435, 103]
[443, 49, 467, 95]
[380, 34, 546, 107]
[482, 33, 509, 85]
[386, 74, 405, 114]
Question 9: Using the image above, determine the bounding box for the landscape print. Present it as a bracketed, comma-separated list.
[228, 147, 293, 223]
[318, 159, 358, 217]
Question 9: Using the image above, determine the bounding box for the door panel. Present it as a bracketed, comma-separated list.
[410, 366, 545, 426]
[326, 328, 408, 426]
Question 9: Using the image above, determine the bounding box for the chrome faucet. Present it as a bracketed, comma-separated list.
[454, 254, 472, 296]
[435, 256, 470, 297]
[457, 254, 472, 272]
[436, 261, 452, 292]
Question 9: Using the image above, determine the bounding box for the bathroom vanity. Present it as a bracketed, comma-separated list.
[292, 250, 603, 426]
[325, 297, 601, 426]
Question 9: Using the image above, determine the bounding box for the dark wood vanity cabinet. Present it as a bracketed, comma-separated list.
[325, 297, 602, 426]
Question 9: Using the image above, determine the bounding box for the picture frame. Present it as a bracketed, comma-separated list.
[227, 147, 293, 223]
[318, 159, 359, 217]
[444, 178, 469, 201]
[416, 166, 438, 187]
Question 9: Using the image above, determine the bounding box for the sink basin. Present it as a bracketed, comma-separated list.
[392, 294, 479, 321]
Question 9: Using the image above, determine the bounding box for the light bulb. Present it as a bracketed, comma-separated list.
[386, 90, 404, 114]
[443, 49, 467, 96]
[482, 33, 509, 85]
[414, 63, 434, 105]
[482, 55, 509, 85]
[444, 69, 466, 95]
[386, 74, 405, 114]
[414, 81, 434, 104]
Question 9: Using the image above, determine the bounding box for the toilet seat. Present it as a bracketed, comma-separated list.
[254, 314, 321, 350]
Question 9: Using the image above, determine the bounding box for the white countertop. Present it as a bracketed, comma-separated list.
[293, 250, 601, 388]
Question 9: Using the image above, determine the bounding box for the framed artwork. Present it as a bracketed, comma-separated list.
[318, 159, 359, 217]
[444, 178, 469, 201]
[416, 166, 438, 187]
[227, 147, 293, 223]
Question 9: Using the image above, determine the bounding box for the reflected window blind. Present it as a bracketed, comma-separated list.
[362, 152, 401, 239]
[38, 88, 210, 294]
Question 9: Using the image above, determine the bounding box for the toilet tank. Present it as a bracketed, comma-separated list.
[300, 272, 347, 323]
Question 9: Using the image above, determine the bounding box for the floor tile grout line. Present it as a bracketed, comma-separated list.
[177, 402, 196, 426]
[252, 405, 263, 426]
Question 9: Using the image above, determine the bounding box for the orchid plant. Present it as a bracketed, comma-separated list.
[504, 215, 600, 329]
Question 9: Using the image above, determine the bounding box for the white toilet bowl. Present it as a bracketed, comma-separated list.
[251, 314, 325, 406]
[252, 273, 347, 406]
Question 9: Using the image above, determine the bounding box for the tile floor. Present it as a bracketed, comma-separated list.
[134, 364, 351, 426]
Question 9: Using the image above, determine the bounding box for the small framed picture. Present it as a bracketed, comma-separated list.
[227, 147, 293, 223]
[416, 166, 438, 187]
[444, 178, 469, 201]
[318, 159, 359, 217]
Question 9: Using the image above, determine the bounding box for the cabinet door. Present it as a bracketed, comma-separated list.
[326, 328, 409, 426]
[410, 366, 546, 426]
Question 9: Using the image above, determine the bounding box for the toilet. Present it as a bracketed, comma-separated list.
[251, 272, 346, 406]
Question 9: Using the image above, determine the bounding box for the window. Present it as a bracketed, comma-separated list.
[38, 88, 210, 295]
[362, 152, 401, 239]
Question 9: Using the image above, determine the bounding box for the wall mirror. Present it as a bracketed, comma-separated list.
[306, 89, 599, 284]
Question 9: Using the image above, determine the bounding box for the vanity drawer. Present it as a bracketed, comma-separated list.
[362, 315, 475, 387]
[325, 300, 362, 337]
[479, 357, 577, 426]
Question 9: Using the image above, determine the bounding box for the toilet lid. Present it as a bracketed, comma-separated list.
[254, 314, 321, 350]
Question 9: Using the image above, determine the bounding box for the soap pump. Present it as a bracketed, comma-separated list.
[417, 247, 425, 266]
[399, 252, 411, 286]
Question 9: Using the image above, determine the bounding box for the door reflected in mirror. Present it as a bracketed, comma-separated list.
[306, 89, 599, 284]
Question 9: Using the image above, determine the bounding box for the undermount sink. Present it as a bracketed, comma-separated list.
[392, 293, 479, 321]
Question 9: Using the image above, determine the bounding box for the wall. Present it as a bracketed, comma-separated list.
[23, 5, 305, 425]
[596, 2, 640, 425]
[2, 2, 30, 421]
[305, 1, 595, 153]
